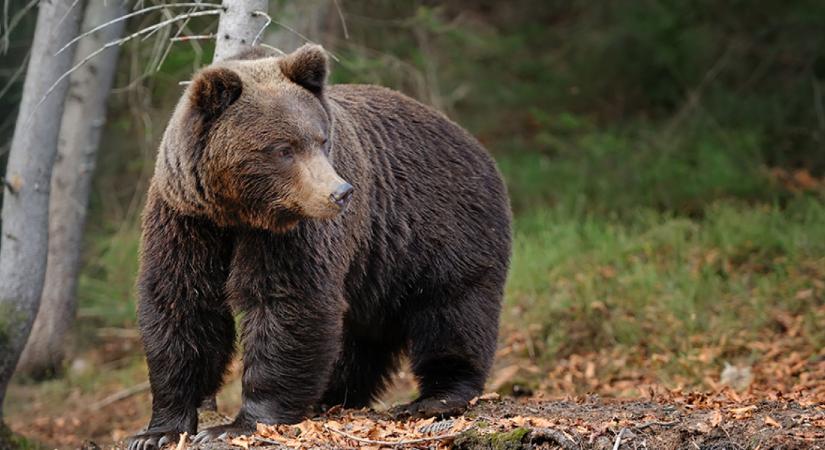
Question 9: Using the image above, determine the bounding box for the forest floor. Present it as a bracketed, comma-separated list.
[6, 326, 825, 450]
[9, 388, 825, 450]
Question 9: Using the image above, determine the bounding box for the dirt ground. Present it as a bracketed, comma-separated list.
[96, 395, 825, 450]
[7, 325, 825, 450]
[16, 392, 821, 450]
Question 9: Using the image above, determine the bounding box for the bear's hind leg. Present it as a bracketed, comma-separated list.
[321, 331, 401, 409]
[394, 283, 502, 419]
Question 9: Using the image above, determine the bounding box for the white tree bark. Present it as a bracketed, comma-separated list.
[213, 0, 268, 62]
[0, 0, 81, 425]
[16, 0, 128, 379]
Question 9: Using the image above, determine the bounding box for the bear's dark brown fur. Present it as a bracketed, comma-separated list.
[128, 45, 511, 449]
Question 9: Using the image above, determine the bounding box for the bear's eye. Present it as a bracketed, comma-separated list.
[265, 145, 293, 159]
[321, 138, 330, 155]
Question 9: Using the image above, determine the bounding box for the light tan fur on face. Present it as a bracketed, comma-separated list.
[152, 45, 348, 232]
[292, 151, 347, 219]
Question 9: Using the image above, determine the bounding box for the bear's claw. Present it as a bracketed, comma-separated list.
[126, 429, 183, 450]
[192, 424, 255, 444]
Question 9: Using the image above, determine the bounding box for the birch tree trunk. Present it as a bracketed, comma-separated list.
[213, 0, 268, 62]
[0, 0, 81, 435]
[16, 0, 128, 380]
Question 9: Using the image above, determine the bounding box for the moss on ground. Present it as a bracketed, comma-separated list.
[453, 427, 530, 450]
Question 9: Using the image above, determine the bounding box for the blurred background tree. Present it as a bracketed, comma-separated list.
[0, 0, 823, 447]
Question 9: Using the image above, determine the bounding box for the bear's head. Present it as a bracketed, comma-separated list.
[154, 44, 353, 232]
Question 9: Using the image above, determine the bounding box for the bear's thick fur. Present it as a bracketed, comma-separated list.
[128, 45, 511, 449]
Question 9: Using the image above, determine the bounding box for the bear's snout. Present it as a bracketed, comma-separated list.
[330, 182, 354, 210]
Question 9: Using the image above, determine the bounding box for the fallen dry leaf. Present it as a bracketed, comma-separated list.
[729, 405, 758, 418]
[764, 416, 781, 428]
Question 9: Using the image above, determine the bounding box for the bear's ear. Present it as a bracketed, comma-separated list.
[189, 67, 243, 119]
[279, 44, 328, 94]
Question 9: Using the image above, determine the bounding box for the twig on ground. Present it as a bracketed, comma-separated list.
[635, 419, 679, 430]
[323, 423, 460, 447]
[253, 436, 282, 446]
[612, 427, 626, 450]
[174, 432, 188, 450]
[89, 381, 150, 409]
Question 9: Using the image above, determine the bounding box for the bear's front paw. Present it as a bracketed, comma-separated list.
[127, 428, 186, 450]
[192, 423, 256, 444]
[390, 396, 468, 420]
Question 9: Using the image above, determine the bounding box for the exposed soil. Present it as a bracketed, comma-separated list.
[7, 326, 825, 450]
[75, 393, 822, 450]
[7, 318, 824, 450]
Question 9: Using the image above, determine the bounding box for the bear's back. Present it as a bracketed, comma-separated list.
[324, 83, 511, 309]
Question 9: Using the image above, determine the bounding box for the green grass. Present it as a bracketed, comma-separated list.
[75, 224, 141, 331]
[504, 194, 825, 374]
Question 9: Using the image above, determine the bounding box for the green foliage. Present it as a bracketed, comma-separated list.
[499, 119, 777, 215]
[506, 196, 825, 368]
[76, 226, 140, 327]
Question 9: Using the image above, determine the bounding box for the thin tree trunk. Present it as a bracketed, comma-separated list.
[0, 0, 82, 437]
[16, 0, 128, 380]
[213, 0, 268, 62]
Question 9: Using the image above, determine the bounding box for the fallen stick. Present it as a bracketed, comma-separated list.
[89, 381, 150, 409]
[323, 424, 460, 447]
[612, 427, 626, 450]
[635, 419, 680, 430]
[174, 432, 188, 450]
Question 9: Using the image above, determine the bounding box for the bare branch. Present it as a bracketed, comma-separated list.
[89, 381, 150, 409]
[251, 10, 271, 46]
[0, 0, 38, 54]
[30, 9, 222, 125]
[259, 43, 286, 56]
[269, 17, 341, 62]
[332, 0, 349, 39]
[0, 49, 29, 101]
[170, 34, 215, 42]
[612, 428, 626, 450]
[2, 0, 8, 39]
[55, 2, 221, 56]
[55, 0, 82, 29]
[155, 5, 205, 72]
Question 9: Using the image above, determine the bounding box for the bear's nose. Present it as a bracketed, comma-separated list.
[330, 182, 354, 209]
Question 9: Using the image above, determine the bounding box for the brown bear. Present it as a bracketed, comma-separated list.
[127, 44, 511, 449]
